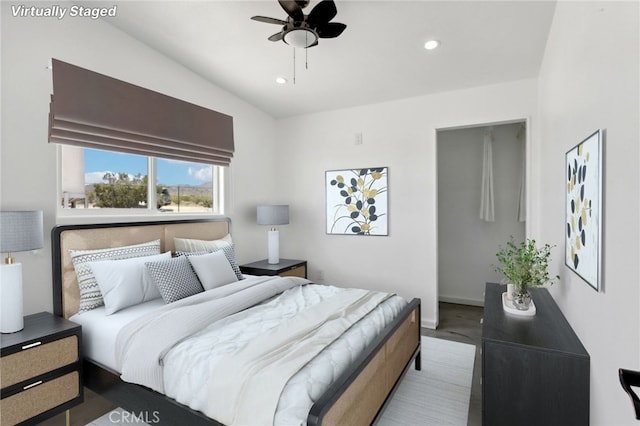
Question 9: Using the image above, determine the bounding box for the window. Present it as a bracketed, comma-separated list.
[60, 146, 222, 215]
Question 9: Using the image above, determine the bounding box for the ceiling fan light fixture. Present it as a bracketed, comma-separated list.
[283, 28, 318, 48]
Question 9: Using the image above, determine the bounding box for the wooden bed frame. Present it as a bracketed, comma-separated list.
[51, 218, 421, 426]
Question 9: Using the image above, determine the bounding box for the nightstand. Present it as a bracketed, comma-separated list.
[0, 312, 83, 426]
[240, 259, 307, 278]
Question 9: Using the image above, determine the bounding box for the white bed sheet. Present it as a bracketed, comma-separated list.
[71, 298, 165, 371]
[70, 274, 261, 370]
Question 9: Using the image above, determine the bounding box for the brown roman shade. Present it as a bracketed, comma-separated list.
[48, 59, 234, 166]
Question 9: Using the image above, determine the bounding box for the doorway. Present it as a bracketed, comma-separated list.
[437, 121, 526, 306]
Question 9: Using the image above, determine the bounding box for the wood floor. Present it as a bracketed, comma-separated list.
[41, 302, 483, 426]
[40, 387, 116, 426]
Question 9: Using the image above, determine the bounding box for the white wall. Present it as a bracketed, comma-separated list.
[438, 123, 526, 305]
[276, 80, 537, 328]
[536, 1, 640, 424]
[0, 2, 279, 315]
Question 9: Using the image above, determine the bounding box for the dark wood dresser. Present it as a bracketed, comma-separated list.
[482, 282, 590, 425]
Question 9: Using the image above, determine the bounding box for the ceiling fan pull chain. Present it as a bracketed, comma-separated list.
[305, 31, 309, 70]
[293, 47, 296, 85]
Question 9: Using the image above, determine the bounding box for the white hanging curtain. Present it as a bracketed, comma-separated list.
[480, 129, 495, 222]
[517, 124, 526, 222]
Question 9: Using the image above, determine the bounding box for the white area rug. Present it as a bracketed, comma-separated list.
[89, 336, 475, 425]
[376, 336, 476, 426]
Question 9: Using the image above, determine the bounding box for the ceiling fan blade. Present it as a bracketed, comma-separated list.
[316, 22, 346, 38]
[268, 31, 284, 42]
[251, 16, 288, 25]
[307, 0, 337, 28]
[278, 0, 304, 21]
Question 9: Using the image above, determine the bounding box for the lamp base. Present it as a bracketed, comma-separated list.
[0, 262, 24, 333]
[267, 230, 280, 264]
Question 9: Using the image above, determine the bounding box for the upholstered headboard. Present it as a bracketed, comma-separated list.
[52, 218, 231, 319]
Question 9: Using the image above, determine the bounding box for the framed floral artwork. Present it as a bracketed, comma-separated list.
[326, 167, 388, 235]
[565, 129, 603, 291]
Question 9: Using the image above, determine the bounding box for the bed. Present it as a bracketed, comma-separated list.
[52, 218, 421, 425]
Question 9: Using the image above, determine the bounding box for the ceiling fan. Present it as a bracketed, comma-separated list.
[251, 0, 347, 49]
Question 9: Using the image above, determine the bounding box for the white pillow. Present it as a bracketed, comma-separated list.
[89, 251, 171, 315]
[173, 234, 233, 253]
[176, 242, 243, 280]
[70, 239, 162, 312]
[187, 251, 238, 290]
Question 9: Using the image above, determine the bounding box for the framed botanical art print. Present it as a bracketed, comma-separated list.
[565, 129, 603, 291]
[326, 167, 388, 235]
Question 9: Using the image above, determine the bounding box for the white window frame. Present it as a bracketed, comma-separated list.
[56, 145, 226, 220]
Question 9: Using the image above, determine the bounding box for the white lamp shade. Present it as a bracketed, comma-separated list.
[257, 205, 290, 226]
[0, 210, 44, 253]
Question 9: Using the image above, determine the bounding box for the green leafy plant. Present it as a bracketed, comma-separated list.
[89, 172, 148, 208]
[494, 237, 560, 293]
[88, 173, 167, 208]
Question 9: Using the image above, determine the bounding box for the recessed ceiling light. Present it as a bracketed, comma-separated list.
[276, 76, 288, 85]
[424, 40, 440, 50]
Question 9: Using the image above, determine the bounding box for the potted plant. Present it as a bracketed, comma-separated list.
[494, 237, 560, 310]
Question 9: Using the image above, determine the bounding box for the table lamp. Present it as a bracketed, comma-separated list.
[257, 205, 289, 264]
[0, 210, 44, 333]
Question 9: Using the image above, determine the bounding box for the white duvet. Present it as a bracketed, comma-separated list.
[162, 283, 406, 425]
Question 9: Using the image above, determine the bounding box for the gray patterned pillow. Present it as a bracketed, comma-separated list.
[176, 241, 243, 280]
[70, 240, 161, 312]
[145, 256, 203, 304]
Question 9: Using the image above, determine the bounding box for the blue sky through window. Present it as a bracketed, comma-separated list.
[84, 149, 212, 186]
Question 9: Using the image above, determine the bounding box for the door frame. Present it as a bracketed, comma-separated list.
[432, 116, 532, 326]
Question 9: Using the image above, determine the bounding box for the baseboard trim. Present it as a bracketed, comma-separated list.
[438, 295, 484, 307]
[421, 318, 438, 330]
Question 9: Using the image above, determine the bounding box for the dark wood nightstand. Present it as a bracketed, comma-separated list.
[240, 259, 307, 278]
[0, 312, 83, 426]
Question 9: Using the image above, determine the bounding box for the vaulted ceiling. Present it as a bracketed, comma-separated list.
[99, 1, 557, 118]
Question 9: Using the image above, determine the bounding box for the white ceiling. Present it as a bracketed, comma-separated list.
[99, 0, 557, 119]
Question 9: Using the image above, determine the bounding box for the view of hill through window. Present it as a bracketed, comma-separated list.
[61, 147, 215, 213]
